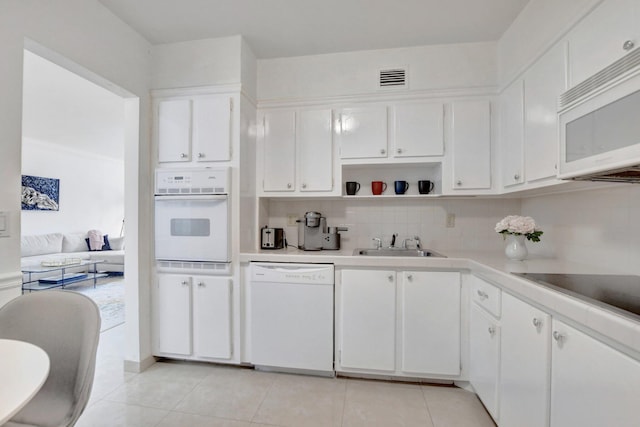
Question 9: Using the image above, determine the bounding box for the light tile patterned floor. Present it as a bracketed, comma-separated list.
[78, 325, 496, 427]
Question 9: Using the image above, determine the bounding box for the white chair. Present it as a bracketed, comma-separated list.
[0, 290, 101, 427]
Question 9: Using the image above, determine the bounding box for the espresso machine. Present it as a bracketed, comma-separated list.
[297, 211, 347, 251]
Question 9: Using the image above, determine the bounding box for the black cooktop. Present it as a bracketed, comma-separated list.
[513, 273, 640, 318]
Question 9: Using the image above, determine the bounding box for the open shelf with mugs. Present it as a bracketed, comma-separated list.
[341, 163, 442, 198]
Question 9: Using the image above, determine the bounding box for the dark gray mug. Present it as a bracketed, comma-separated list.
[346, 181, 360, 195]
[418, 180, 435, 194]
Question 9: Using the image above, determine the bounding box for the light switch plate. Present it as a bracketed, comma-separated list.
[0, 211, 9, 237]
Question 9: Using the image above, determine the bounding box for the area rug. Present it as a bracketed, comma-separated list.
[66, 279, 125, 332]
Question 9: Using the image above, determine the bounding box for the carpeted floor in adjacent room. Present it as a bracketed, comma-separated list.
[66, 278, 125, 332]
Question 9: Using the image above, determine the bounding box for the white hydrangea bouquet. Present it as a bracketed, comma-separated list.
[495, 215, 543, 242]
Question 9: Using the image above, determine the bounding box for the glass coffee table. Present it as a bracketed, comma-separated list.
[22, 260, 105, 292]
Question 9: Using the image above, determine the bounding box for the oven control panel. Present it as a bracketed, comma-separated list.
[155, 168, 230, 194]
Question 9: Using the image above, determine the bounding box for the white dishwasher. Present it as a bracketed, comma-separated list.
[250, 262, 334, 375]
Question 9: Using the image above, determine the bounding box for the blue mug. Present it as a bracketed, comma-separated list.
[394, 180, 409, 195]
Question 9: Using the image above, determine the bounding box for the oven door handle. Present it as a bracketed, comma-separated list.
[154, 195, 227, 201]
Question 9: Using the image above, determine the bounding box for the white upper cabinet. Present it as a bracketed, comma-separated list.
[524, 43, 566, 183]
[451, 100, 492, 190]
[158, 99, 192, 163]
[192, 97, 232, 162]
[260, 108, 335, 195]
[297, 109, 334, 192]
[157, 95, 232, 163]
[567, 0, 640, 87]
[391, 102, 444, 157]
[338, 106, 388, 159]
[261, 110, 296, 192]
[500, 80, 525, 188]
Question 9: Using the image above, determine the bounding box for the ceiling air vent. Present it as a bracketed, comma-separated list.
[379, 68, 407, 89]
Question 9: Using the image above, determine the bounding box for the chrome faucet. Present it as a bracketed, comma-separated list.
[389, 233, 397, 248]
[414, 235, 422, 250]
[372, 237, 382, 249]
[401, 238, 414, 249]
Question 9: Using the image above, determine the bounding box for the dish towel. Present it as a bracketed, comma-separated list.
[87, 229, 104, 251]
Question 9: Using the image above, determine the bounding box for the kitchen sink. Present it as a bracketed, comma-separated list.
[353, 248, 446, 258]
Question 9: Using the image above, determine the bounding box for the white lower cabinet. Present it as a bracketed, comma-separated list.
[154, 274, 232, 360]
[470, 302, 501, 420]
[550, 319, 640, 427]
[337, 269, 461, 378]
[499, 292, 550, 427]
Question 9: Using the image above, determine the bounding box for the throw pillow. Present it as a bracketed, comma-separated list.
[85, 235, 112, 251]
[109, 236, 125, 251]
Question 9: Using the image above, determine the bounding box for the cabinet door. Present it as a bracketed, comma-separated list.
[298, 109, 333, 192]
[392, 103, 444, 157]
[469, 303, 500, 420]
[451, 100, 492, 190]
[567, 0, 639, 87]
[339, 269, 396, 371]
[158, 99, 191, 163]
[193, 96, 231, 162]
[262, 110, 296, 191]
[338, 106, 388, 159]
[400, 271, 460, 375]
[550, 320, 640, 427]
[192, 277, 232, 360]
[156, 274, 192, 355]
[499, 293, 551, 427]
[524, 43, 566, 183]
[500, 80, 525, 187]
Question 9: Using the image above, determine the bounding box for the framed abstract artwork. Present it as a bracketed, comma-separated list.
[21, 175, 60, 211]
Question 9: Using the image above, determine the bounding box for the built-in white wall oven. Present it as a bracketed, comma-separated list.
[155, 168, 230, 273]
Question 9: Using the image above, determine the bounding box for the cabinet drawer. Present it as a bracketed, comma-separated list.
[470, 275, 501, 318]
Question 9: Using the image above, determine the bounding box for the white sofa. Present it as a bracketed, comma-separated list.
[21, 232, 125, 275]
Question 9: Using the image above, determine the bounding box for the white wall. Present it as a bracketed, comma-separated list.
[266, 198, 520, 253]
[151, 35, 243, 89]
[257, 41, 497, 101]
[21, 138, 125, 237]
[0, 0, 152, 368]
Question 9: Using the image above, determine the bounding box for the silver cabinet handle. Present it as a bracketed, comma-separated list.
[476, 290, 489, 300]
[181, 280, 189, 286]
[197, 282, 204, 287]
[197, 152, 204, 158]
[380, 149, 386, 155]
[287, 183, 292, 189]
[302, 183, 307, 189]
[532, 318, 542, 328]
[396, 148, 403, 154]
[488, 326, 496, 336]
[407, 274, 413, 281]
[456, 180, 463, 186]
[180, 153, 187, 158]
[388, 274, 394, 282]
[514, 174, 520, 180]
[623, 40, 635, 51]
[552, 331, 564, 342]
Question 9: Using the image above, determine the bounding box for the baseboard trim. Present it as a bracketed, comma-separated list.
[0, 271, 22, 290]
[124, 355, 157, 373]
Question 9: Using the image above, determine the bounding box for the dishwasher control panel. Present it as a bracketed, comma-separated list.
[250, 262, 334, 285]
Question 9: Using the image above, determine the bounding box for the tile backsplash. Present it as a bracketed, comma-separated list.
[266, 198, 521, 252]
[264, 184, 640, 275]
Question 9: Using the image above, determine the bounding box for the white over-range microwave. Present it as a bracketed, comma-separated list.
[559, 47, 640, 182]
[154, 168, 230, 273]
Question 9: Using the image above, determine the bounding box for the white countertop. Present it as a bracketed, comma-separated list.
[240, 248, 640, 358]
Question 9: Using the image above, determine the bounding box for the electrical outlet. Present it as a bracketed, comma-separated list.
[287, 214, 298, 226]
[446, 213, 456, 228]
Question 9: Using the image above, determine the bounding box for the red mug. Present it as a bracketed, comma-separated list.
[371, 181, 387, 195]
